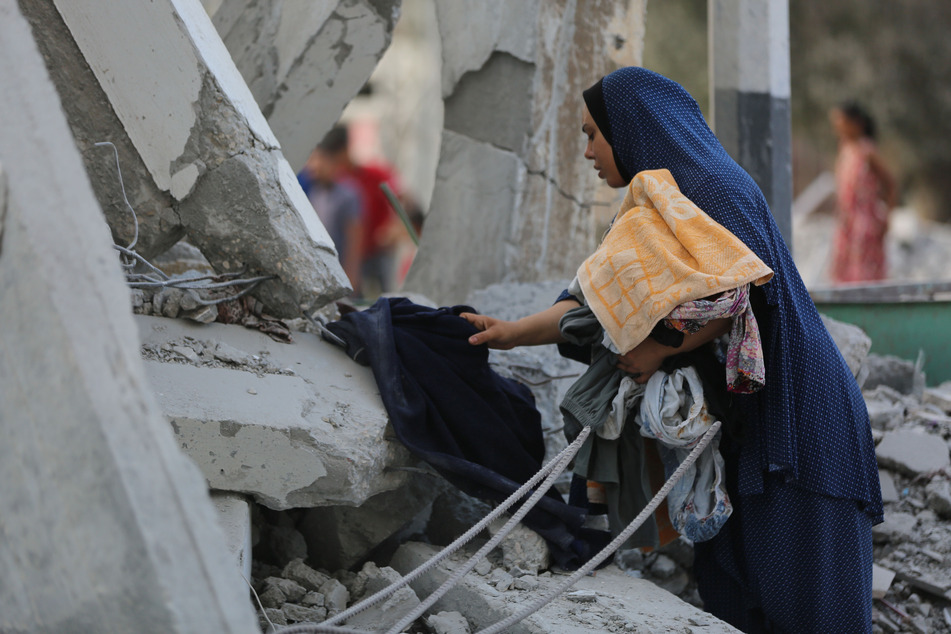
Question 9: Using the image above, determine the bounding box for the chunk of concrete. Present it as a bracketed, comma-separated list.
[872, 512, 919, 544]
[879, 470, 900, 503]
[925, 479, 951, 519]
[876, 430, 951, 476]
[863, 354, 921, 396]
[820, 314, 872, 379]
[923, 385, 951, 413]
[405, 2, 648, 305]
[136, 314, 414, 510]
[345, 563, 421, 631]
[389, 542, 741, 633]
[207, 0, 402, 170]
[865, 398, 906, 431]
[27, 0, 350, 316]
[0, 5, 258, 631]
[427, 611, 472, 634]
[488, 519, 550, 575]
[873, 564, 896, 600]
[211, 492, 254, 582]
[299, 471, 444, 571]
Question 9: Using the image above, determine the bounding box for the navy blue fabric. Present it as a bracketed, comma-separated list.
[326, 297, 607, 568]
[594, 67, 881, 520]
[694, 436, 874, 633]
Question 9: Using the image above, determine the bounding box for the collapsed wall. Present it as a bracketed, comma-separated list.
[0, 3, 258, 632]
[205, 0, 403, 171]
[20, 0, 351, 318]
[403, 0, 648, 305]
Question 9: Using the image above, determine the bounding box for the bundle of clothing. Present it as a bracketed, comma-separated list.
[560, 169, 773, 548]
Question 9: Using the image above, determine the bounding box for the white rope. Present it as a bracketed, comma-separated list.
[382, 425, 590, 634]
[475, 421, 722, 634]
[271, 421, 720, 634]
[300, 426, 591, 633]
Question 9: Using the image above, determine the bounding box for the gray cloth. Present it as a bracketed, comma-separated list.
[559, 305, 657, 549]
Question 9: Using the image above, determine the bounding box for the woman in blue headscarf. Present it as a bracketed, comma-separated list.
[463, 67, 882, 633]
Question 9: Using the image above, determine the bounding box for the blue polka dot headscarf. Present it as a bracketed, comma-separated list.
[589, 67, 883, 521]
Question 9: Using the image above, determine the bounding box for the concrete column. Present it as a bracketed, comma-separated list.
[205, 0, 402, 171]
[0, 2, 258, 631]
[404, 0, 648, 305]
[709, 0, 793, 245]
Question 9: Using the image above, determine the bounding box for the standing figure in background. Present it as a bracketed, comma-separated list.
[829, 102, 898, 284]
[348, 157, 402, 299]
[298, 127, 364, 291]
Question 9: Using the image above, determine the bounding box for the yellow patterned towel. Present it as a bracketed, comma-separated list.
[578, 169, 773, 355]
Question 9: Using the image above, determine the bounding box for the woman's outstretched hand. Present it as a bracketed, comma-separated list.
[459, 312, 521, 349]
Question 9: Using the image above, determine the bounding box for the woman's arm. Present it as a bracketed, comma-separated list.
[616, 317, 732, 383]
[460, 299, 581, 349]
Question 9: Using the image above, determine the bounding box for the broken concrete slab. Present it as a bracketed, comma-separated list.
[0, 5, 258, 630]
[299, 471, 445, 571]
[207, 0, 402, 170]
[390, 541, 741, 633]
[923, 384, 951, 413]
[925, 479, 951, 519]
[136, 314, 414, 510]
[26, 0, 350, 316]
[466, 280, 587, 462]
[880, 470, 901, 503]
[404, 2, 647, 304]
[873, 564, 897, 600]
[876, 430, 951, 476]
[864, 354, 923, 396]
[873, 512, 920, 544]
[344, 562, 422, 631]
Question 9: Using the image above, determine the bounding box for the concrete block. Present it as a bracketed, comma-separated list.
[207, 0, 401, 170]
[300, 471, 443, 571]
[820, 314, 872, 378]
[863, 354, 920, 396]
[865, 398, 905, 431]
[389, 542, 740, 633]
[345, 563, 421, 631]
[283, 558, 331, 593]
[923, 385, 951, 413]
[0, 5, 258, 631]
[873, 564, 896, 600]
[876, 430, 951, 476]
[31, 0, 350, 316]
[879, 470, 900, 503]
[136, 314, 414, 510]
[925, 479, 951, 519]
[211, 492, 253, 582]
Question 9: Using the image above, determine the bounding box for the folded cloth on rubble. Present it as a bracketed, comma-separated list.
[576, 169, 773, 356]
[638, 367, 731, 542]
[325, 297, 609, 569]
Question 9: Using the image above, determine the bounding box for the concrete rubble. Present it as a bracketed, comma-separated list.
[20, 0, 351, 317]
[206, 0, 403, 171]
[0, 3, 258, 631]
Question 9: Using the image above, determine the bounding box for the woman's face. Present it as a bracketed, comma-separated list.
[582, 106, 626, 187]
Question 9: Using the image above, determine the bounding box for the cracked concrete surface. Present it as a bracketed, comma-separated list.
[23, 0, 352, 317]
[403, 0, 648, 304]
[207, 0, 402, 170]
